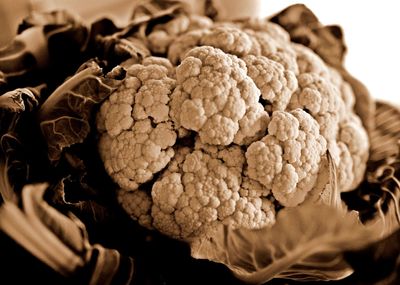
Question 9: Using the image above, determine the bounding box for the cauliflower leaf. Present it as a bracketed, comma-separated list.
[191, 204, 375, 284]
[38, 60, 125, 163]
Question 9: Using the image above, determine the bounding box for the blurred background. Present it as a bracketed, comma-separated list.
[260, 1, 400, 106]
[1, 0, 399, 105]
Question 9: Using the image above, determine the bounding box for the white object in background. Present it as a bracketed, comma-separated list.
[259, 0, 400, 106]
[179, 0, 263, 20]
[49, 0, 133, 26]
[212, 0, 263, 20]
[1, 0, 398, 106]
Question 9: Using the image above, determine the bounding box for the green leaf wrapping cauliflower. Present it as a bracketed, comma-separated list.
[96, 17, 369, 241]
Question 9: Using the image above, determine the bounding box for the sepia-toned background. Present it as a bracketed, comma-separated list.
[1, 0, 399, 105]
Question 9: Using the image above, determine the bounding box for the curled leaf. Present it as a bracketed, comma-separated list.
[191, 204, 375, 284]
[94, 34, 150, 66]
[369, 101, 400, 162]
[0, 70, 6, 88]
[89, 0, 184, 65]
[0, 84, 45, 202]
[18, 10, 89, 70]
[0, 134, 26, 203]
[48, 175, 113, 226]
[344, 228, 400, 284]
[366, 156, 400, 238]
[0, 87, 39, 113]
[38, 60, 125, 163]
[0, 183, 85, 276]
[0, 10, 88, 88]
[0, 26, 47, 82]
[0, 183, 135, 284]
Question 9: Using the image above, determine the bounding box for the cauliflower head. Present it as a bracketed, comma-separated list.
[97, 17, 369, 241]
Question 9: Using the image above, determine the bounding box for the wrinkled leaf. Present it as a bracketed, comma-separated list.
[0, 135, 27, 203]
[0, 70, 6, 88]
[18, 10, 88, 73]
[22, 183, 89, 255]
[0, 87, 39, 113]
[48, 175, 112, 226]
[0, 10, 88, 90]
[0, 183, 135, 284]
[191, 204, 376, 284]
[38, 60, 125, 163]
[94, 34, 150, 66]
[369, 101, 400, 162]
[270, 4, 345, 68]
[344, 228, 400, 285]
[0, 26, 46, 84]
[366, 147, 400, 237]
[340, 108, 400, 285]
[0, 183, 85, 275]
[0, 85, 44, 202]
[89, 0, 184, 65]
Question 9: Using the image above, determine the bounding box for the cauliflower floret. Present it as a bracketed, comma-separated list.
[246, 136, 283, 188]
[168, 87, 192, 138]
[292, 44, 330, 76]
[98, 120, 176, 190]
[333, 142, 354, 191]
[117, 189, 153, 229]
[328, 67, 355, 110]
[241, 18, 291, 43]
[290, 72, 343, 140]
[271, 163, 300, 206]
[287, 48, 369, 192]
[339, 116, 369, 189]
[187, 14, 214, 30]
[152, 173, 184, 214]
[152, 149, 242, 238]
[97, 61, 177, 190]
[148, 16, 189, 54]
[148, 30, 173, 54]
[241, 24, 299, 74]
[142, 56, 175, 77]
[168, 29, 207, 64]
[239, 176, 270, 198]
[129, 142, 276, 240]
[267, 48, 299, 75]
[148, 14, 213, 54]
[243, 55, 298, 111]
[231, 197, 275, 229]
[132, 77, 174, 123]
[233, 104, 269, 145]
[171, 46, 266, 145]
[246, 109, 327, 207]
[268, 111, 299, 141]
[168, 20, 299, 76]
[194, 141, 246, 170]
[96, 76, 138, 136]
[200, 25, 254, 57]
